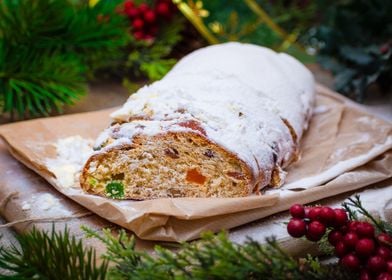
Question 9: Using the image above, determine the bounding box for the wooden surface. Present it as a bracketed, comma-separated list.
[0, 65, 391, 253]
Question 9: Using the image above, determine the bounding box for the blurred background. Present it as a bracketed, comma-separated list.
[0, 0, 391, 122]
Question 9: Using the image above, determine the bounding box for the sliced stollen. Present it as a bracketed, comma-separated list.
[80, 42, 315, 199]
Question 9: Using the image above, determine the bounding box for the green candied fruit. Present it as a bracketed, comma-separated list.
[88, 177, 98, 187]
[105, 182, 125, 199]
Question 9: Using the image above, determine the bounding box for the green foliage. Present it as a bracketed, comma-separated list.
[0, 225, 362, 279]
[0, 42, 86, 118]
[125, 17, 184, 82]
[83, 227, 356, 280]
[0, 0, 130, 119]
[198, 0, 316, 62]
[0, 227, 108, 279]
[309, 0, 392, 101]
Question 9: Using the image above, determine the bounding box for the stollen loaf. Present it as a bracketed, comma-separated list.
[80, 42, 315, 199]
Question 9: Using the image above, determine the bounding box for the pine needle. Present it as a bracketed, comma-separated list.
[0, 227, 108, 279]
[0, 0, 130, 119]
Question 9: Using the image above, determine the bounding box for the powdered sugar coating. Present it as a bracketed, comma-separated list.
[101, 43, 315, 185]
[165, 43, 315, 139]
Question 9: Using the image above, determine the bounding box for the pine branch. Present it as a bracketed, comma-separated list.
[0, 0, 130, 118]
[0, 0, 130, 70]
[65, 0, 131, 72]
[0, 226, 359, 279]
[0, 43, 86, 118]
[0, 227, 108, 280]
[84, 228, 354, 280]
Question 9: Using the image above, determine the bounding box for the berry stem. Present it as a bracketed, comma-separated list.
[342, 195, 387, 234]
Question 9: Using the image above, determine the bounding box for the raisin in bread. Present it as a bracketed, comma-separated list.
[80, 42, 315, 199]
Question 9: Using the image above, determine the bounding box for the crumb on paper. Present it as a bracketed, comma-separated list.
[38, 193, 57, 210]
[329, 133, 371, 160]
[21, 202, 31, 211]
[46, 136, 94, 189]
[24, 194, 73, 216]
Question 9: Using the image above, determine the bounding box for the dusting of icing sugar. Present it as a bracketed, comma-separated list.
[104, 43, 315, 186]
[313, 105, 330, 115]
[94, 120, 196, 152]
[21, 201, 31, 211]
[328, 133, 372, 160]
[37, 193, 58, 210]
[164, 43, 315, 139]
[229, 216, 289, 244]
[283, 136, 392, 190]
[104, 75, 294, 175]
[46, 136, 94, 189]
[357, 116, 380, 126]
[21, 194, 72, 216]
[353, 187, 392, 221]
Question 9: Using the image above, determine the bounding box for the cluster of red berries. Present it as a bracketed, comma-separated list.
[287, 204, 392, 280]
[122, 0, 176, 41]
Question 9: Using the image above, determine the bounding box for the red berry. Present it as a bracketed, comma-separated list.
[335, 241, 348, 257]
[144, 10, 156, 23]
[126, 7, 139, 18]
[156, 2, 170, 17]
[132, 18, 144, 30]
[138, 3, 149, 13]
[148, 25, 158, 35]
[348, 221, 360, 232]
[357, 222, 376, 238]
[380, 44, 390, 54]
[377, 246, 392, 260]
[308, 207, 322, 221]
[377, 273, 392, 280]
[356, 238, 376, 257]
[319, 207, 336, 226]
[360, 270, 372, 280]
[287, 218, 307, 238]
[344, 232, 359, 249]
[387, 260, 392, 273]
[289, 204, 305, 219]
[367, 256, 387, 273]
[340, 225, 349, 234]
[133, 31, 144, 40]
[378, 233, 392, 247]
[124, 0, 134, 10]
[306, 221, 326, 242]
[333, 208, 348, 227]
[143, 34, 154, 41]
[328, 230, 343, 246]
[341, 253, 361, 271]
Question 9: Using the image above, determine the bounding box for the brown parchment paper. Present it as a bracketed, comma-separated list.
[0, 85, 391, 242]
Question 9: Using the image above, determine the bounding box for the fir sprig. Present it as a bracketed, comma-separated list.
[0, 227, 108, 280]
[0, 226, 358, 279]
[0, 0, 130, 119]
[7, 194, 390, 279]
[0, 43, 86, 118]
[83, 227, 352, 279]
